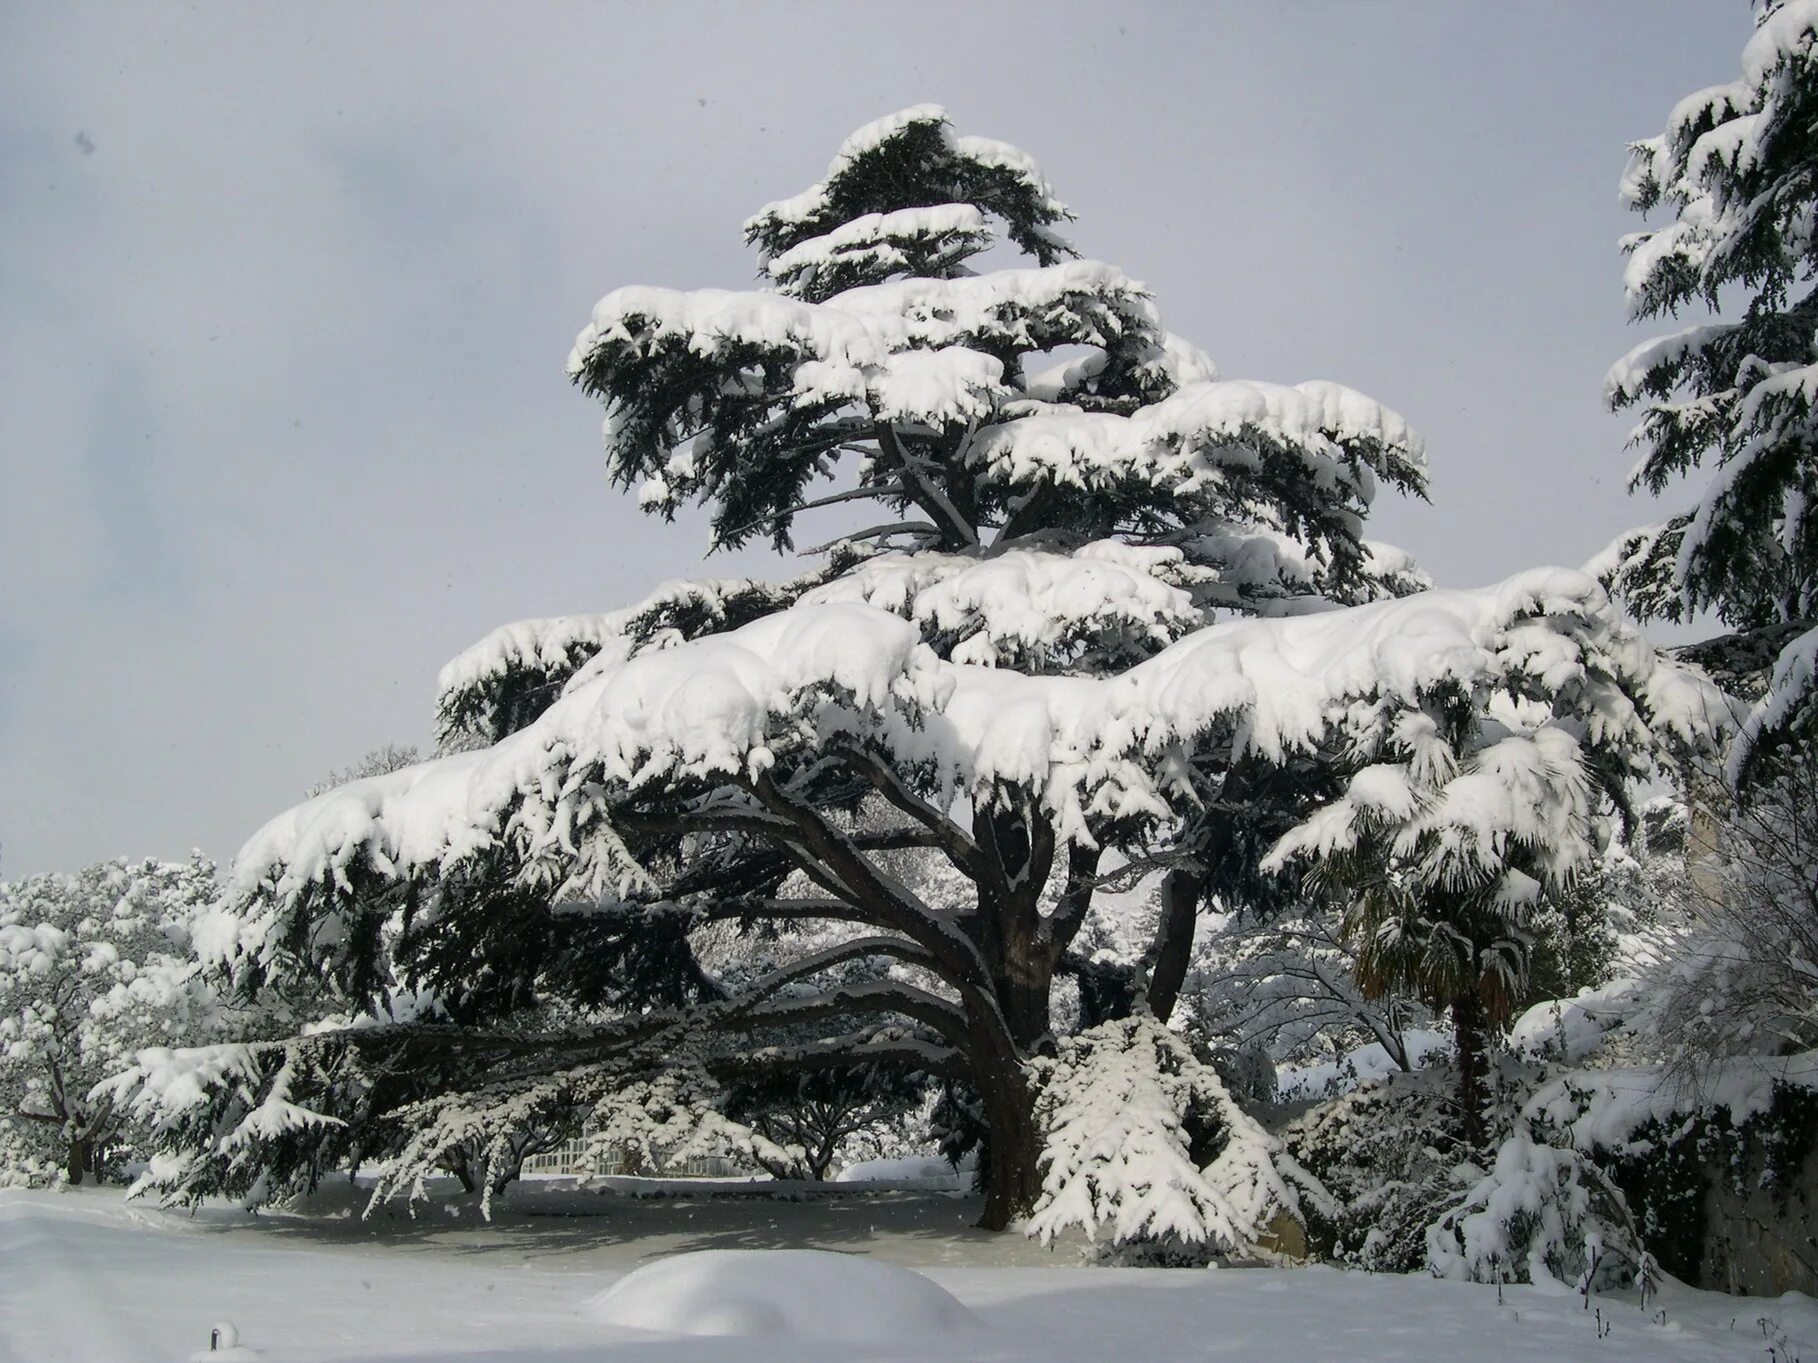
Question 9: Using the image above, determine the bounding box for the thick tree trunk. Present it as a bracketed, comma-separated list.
[975, 1058, 1042, 1232]
[65, 1137, 91, 1187]
[1145, 866, 1206, 1024]
[997, 962, 1055, 1055]
[1452, 990, 1488, 1150]
[442, 1149, 478, 1195]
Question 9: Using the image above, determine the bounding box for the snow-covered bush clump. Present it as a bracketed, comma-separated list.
[1425, 1131, 1643, 1291]
[1028, 1014, 1312, 1261]
[584, 1249, 978, 1339]
[1284, 1069, 1476, 1272]
[1518, 1054, 1818, 1293]
[1639, 757, 1818, 1069]
[0, 855, 219, 1186]
[1510, 980, 1642, 1066]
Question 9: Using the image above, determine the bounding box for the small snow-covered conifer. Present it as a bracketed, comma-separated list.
[1027, 1014, 1310, 1258]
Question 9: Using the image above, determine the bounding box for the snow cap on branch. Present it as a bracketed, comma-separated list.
[213, 567, 1725, 977]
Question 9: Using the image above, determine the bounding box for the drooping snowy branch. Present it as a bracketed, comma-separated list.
[1605, 2, 1818, 775]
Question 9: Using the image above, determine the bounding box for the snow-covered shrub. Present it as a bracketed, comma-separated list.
[1028, 1014, 1308, 1261]
[1283, 1069, 1468, 1272]
[1525, 1056, 1818, 1292]
[0, 855, 219, 1185]
[1643, 756, 1818, 1068]
[1425, 1131, 1642, 1291]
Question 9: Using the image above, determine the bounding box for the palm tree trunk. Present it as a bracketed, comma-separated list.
[1452, 990, 1488, 1150]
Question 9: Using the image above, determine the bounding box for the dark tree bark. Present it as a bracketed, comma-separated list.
[973, 1054, 1042, 1232]
[1145, 865, 1206, 1024]
[65, 1137, 92, 1187]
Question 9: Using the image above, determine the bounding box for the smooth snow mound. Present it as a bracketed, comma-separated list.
[583, 1249, 979, 1339]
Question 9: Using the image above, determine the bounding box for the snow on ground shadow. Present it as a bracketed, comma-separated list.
[5, 1183, 1817, 1363]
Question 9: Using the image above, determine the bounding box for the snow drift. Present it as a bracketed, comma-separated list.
[582, 1249, 979, 1339]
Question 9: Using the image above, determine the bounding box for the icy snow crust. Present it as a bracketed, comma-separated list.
[583, 1249, 978, 1339]
[215, 566, 1725, 956]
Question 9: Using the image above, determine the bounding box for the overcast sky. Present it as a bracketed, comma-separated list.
[0, 2, 1747, 877]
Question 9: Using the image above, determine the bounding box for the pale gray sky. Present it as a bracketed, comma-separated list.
[0, 2, 1744, 876]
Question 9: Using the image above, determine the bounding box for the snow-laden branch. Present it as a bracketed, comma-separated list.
[209, 567, 1730, 983]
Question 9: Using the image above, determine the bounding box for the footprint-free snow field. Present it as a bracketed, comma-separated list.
[4, 1183, 1814, 1363]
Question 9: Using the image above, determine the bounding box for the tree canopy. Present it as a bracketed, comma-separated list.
[115, 107, 1725, 1239]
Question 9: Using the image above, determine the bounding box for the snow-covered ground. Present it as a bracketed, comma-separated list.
[4, 1183, 1813, 1363]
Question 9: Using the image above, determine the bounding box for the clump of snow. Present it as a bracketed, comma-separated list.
[1524, 1050, 1818, 1154]
[1510, 980, 1642, 1064]
[1275, 1029, 1452, 1102]
[582, 1249, 978, 1338]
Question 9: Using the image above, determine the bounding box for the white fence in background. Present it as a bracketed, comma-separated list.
[521, 1137, 751, 1178]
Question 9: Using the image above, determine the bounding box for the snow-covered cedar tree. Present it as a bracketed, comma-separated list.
[110, 107, 1725, 1233]
[1027, 1014, 1319, 1261]
[1598, 1, 1818, 779]
[0, 855, 218, 1185]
